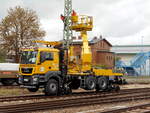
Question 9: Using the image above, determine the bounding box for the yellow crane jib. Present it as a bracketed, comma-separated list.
[33, 40, 62, 47]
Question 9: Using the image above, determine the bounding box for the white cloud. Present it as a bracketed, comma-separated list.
[0, 0, 150, 45]
[0, 0, 23, 18]
[40, 19, 63, 41]
[93, 0, 149, 37]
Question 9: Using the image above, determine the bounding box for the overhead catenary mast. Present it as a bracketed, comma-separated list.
[59, 0, 73, 85]
[63, 0, 73, 49]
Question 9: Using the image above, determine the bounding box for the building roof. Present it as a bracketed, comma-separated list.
[116, 53, 137, 55]
[72, 38, 112, 47]
[102, 39, 112, 47]
[97, 50, 114, 53]
[113, 45, 150, 47]
[111, 45, 150, 54]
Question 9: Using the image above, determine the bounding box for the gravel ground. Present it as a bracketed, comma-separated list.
[32, 84, 150, 113]
[1, 84, 150, 112]
[34, 100, 150, 113]
[121, 84, 150, 89]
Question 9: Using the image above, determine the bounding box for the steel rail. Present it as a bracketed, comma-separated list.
[0, 88, 150, 102]
[0, 88, 150, 112]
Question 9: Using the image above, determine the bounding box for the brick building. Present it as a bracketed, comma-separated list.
[72, 36, 114, 68]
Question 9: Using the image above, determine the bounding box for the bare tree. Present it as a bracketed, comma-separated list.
[0, 6, 45, 62]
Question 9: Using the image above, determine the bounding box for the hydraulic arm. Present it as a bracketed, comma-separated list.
[69, 12, 93, 72]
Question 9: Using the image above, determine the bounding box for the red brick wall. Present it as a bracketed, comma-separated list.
[91, 39, 111, 51]
[96, 52, 114, 68]
[72, 39, 114, 68]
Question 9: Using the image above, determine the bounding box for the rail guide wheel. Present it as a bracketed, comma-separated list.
[27, 87, 39, 92]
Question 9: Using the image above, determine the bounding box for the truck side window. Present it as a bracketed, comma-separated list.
[45, 52, 54, 60]
[40, 52, 54, 63]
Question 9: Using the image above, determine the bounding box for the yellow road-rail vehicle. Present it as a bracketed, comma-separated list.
[18, 14, 123, 95]
[18, 1, 123, 95]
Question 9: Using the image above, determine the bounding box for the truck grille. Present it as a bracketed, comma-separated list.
[21, 68, 33, 74]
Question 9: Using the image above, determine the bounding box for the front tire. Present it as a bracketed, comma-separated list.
[44, 79, 58, 96]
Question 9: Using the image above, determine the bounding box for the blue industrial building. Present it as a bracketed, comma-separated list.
[111, 45, 150, 76]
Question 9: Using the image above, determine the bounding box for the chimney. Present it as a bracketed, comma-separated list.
[93, 36, 97, 40]
[100, 35, 102, 39]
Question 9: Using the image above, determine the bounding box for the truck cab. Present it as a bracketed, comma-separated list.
[19, 47, 61, 93]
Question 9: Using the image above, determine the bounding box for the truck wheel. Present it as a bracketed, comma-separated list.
[45, 79, 58, 96]
[27, 87, 39, 92]
[85, 77, 96, 90]
[97, 76, 108, 90]
[1, 78, 15, 86]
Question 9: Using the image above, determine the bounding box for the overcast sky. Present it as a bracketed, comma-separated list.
[0, 0, 149, 45]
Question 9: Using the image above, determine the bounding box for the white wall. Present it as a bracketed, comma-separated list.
[111, 46, 150, 53]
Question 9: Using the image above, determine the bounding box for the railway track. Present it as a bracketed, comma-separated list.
[0, 88, 149, 102]
[100, 103, 150, 113]
[0, 88, 150, 112]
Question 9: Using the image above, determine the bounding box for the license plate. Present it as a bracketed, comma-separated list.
[24, 79, 29, 82]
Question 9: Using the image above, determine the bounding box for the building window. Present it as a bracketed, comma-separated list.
[106, 56, 112, 61]
[106, 56, 109, 60]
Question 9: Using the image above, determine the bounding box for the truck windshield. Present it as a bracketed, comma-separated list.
[21, 51, 38, 64]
